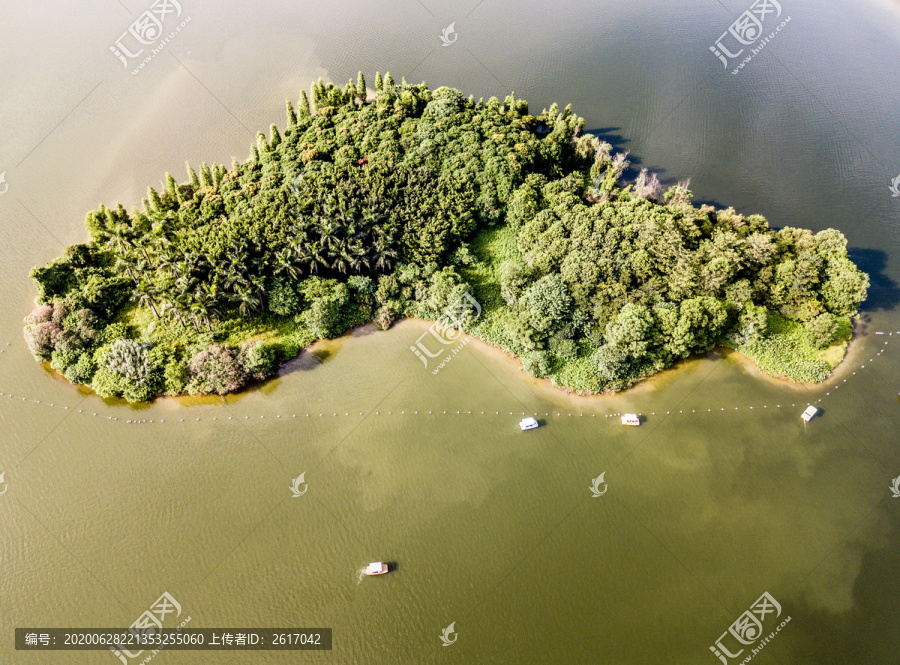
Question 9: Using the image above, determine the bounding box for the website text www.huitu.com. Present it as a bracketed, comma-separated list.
[739, 615, 791, 664]
[730, 15, 791, 75]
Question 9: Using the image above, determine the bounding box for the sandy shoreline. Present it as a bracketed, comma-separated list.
[390, 316, 863, 400]
[38, 313, 868, 407]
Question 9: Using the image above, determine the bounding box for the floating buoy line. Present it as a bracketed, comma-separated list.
[0, 335, 893, 427]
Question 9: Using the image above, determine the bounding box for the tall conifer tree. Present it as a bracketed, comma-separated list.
[285, 99, 297, 126]
[298, 90, 311, 116]
[200, 162, 213, 187]
[185, 161, 200, 189]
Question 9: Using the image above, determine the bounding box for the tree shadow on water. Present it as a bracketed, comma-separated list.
[585, 127, 651, 185]
[849, 247, 900, 312]
[584, 127, 703, 193]
[584, 127, 631, 155]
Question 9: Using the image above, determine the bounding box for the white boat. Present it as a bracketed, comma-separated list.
[364, 562, 389, 576]
[519, 417, 539, 431]
[801, 406, 818, 422]
[621, 413, 640, 426]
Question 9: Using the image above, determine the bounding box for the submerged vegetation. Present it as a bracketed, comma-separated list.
[25, 72, 868, 401]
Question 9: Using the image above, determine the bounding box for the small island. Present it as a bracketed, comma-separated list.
[24, 72, 869, 402]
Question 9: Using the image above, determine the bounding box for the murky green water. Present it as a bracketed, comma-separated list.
[2, 0, 900, 663]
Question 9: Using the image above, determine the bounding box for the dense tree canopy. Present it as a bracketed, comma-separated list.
[25, 73, 868, 400]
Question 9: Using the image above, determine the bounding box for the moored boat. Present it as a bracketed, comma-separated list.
[364, 562, 389, 576]
[621, 413, 640, 426]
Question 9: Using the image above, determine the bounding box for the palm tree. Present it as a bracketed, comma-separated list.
[335, 206, 357, 231]
[174, 260, 194, 285]
[248, 275, 267, 300]
[161, 300, 187, 328]
[273, 247, 302, 280]
[373, 236, 398, 272]
[233, 287, 262, 317]
[106, 225, 134, 258]
[157, 251, 182, 280]
[133, 253, 155, 281]
[132, 280, 161, 318]
[300, 242, 327, 275]
[349, 241, 371, 274]
[189, 298, 212, 333]
[316, 218, 341, 250]
[114, 255, 140, 286]
[197, 281, 219, 309]
[332, 245, 351, 274]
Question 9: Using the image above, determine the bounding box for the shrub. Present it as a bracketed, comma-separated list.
[805, 312, 838, 349]
[122, 380, 156, 403]
[426, 268, 469, 315]
[633, 169, 664, 202]
[449, 243, 476, 267]
[24, 320, 63, 360]
[374, 306, 394, 331]
[90, 367, 127, 399]
[594, 344, 629, 382]
[303, 284, 350, 338]
[736, 303, 769, 345]
[375, 274, 400, 305]
[500, 260, 528, 305]
[149, 346, 188, 395]
[78, 274, 131, 317]
[62, 308, 101, 344]
[104, 339, 152, 384]
[50, 348, 80, 375]
[64, 353, 96, 385]
[97, 322, 130, 345]
[268, 277, 303, 316]
[520, 274, 572, 335]
[724, 280, 752, 310]
[243, 341, 279, 380]
[523, 350, 552, 378]
[549, 337, 578, 360]
[304, 298, 340, 338]
[347, 275, 374, 294]
[25, 305, 53, 326]
[605, 304, 653, 359]
[506, 311, 542, 352]
[163, 359, 187, 394]
[93, 346, 158, 401]
[187, 344, 247, 395]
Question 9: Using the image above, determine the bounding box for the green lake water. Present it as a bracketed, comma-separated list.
[1, 0, 899, 662]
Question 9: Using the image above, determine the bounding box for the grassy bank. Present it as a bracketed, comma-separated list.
[720, 311, 852, 383]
